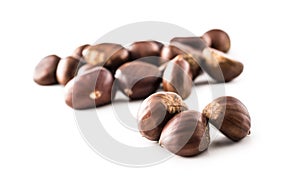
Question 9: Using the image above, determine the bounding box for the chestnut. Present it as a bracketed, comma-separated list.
[33, 55, 60, 85]
[201, 47, 243, 82]
[201, 29, 231, 53]
[72, 44, 90, 60]
[128, 40, 164, 61]
[114, 61, 161, 100]
[56, 56, 80, 85]
[137, 92, 188, 141]
[161, 45, 203, 79]
[82, 43, 130, 73]
[162, 55, 193, 99]
[64, 67, 115, 109]
[202, 96, 251, 141]
[159, 110, 210, 157]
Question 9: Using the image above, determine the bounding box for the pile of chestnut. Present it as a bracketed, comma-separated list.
[34, 29, 251, 157]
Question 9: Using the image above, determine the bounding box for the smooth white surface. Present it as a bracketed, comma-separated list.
[1, 0, 300, 184]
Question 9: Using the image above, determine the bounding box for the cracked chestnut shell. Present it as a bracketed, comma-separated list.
[56, 56, 80, 85]
[137, 92, 188, 141]
[64, 67, 115, 109]
[202, 96, 251, 141]
[159, 110, 210, 157]
[202, 47, 243, 82]
[33, 55, 60, 85]
[83, 43, 130, 73]
[115, 61, 161, 100]
[202, 29, 231, 53]
[162, 55, 193, 99]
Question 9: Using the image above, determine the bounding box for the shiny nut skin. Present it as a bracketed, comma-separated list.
[83, 43, 129, 73]
[138, 92, 188, 141]
[115, 61, 162, 100]
[72, 44, 90, 60]
[160, 45, 202, 79]
[128, 40, 164, 61]
[202, 96, 251, 141]
[202, 48, 243, 82]
[56, 56, 80, 85]
[170, 37, 207, 52]
[159, 110, 210, 157]
[168, 37, 208, 79]
[162, 55, 193, 99]
[202, 29, 231, 53]
[76, 63, 98, 76]
[33, 55, 60, 85]
[65, 67, 115, 109]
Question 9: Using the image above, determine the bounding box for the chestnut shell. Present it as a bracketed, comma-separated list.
[115, 61, 162, 100]
[33, 55, 60, 85]
[65, 67, 115, 109]
[202, 96, 251, 141]
[137, 92, 188, 141]
[159, 110, 210, 157]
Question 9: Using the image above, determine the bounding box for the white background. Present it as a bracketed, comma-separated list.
[1, 0, 299, 184]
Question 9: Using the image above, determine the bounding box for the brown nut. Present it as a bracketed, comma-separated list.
[56, 56, 80, 85]
[114, 61, 161, 100]
[159, 110, 210, 157]
[202, 47, 243, 82]
[33, 55, 60, 85]
[170, 37, 207, 52]
[72, 44, 90, 60]
[202, 96, 251, 141]
[128, 40, 164, 61]
[162, 55, 193, 99]
[160, 45, 202, 79]
[137, 92, 188, 141]
[64, 67, 115, 109]
[83, 43, 130, 72]
[202, 29, 231, 53]
[169, 37, 208, 79]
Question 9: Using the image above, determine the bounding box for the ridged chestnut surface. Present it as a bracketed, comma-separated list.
[202, 48, 243, 82]
[159, 110, 210, 157]
[202, 96, 251, 141]
[138, 92, 188, 141]
[162, 55, 193, 99]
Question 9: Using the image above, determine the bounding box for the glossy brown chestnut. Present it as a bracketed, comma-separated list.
[162, 55, 193, 99]
[64, 67, 115, 109]
[201, 48, 243, 82]
[83, 43, 130, 72]
[33, 55, 60, 85]
[137, 92, 188, 141]
[202, 29, 231, 53]
[72, 44, 90, 60]
[128, 40, 164, 61]
[114, 61, 161, 100]
[160, 45, 203, 79]
[202, 96, 251, 141]
[169, 37, 208, 79]
[56, 56, 80, 85]
[159, 110, 210, 157]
